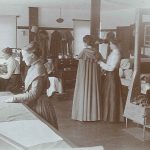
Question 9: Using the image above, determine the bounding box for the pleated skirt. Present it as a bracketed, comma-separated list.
[72, 60, 101, 121]
[28, 95, 58, 129]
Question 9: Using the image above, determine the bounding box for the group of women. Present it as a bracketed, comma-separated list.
[0, 32, 124, 132]
[72, 33, 124, 123]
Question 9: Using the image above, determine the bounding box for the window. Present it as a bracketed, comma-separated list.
[144, 24, 150, 47]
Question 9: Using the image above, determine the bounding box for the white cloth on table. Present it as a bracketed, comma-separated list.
[0, 92, 73, 149]
[0, 120, 62, 148]
[47, 77, 63, 97]
[28, 146, 104, 150]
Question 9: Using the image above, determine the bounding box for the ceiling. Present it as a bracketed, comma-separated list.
[0, 0, 150, 11]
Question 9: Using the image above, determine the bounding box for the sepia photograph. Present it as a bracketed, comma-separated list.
[0, 0, 150, 150]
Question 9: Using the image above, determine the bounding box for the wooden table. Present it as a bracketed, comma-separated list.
[0, 92, 75, 150]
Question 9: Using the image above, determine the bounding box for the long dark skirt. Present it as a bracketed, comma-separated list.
[102, 69, 124, 122]
[6, 74, 22, 93]
[28, 95, 58, 130]
[0, 78, 9, 91]
[0, 74, 22, 93]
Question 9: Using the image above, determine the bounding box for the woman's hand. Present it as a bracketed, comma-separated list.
[97, 60, 102, 66]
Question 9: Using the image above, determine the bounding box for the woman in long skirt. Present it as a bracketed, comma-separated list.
[2, 42, 58, 129]
[98, 38, 124, 122]
[72, 35, 102, 121]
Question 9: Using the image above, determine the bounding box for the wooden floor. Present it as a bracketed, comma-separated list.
[51, 89, 150, 150]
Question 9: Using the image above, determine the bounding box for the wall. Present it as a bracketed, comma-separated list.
[0, 6, 149, 55]
[39, 8, 90, 28]
[0, 16, 16, 52]
[101, 9, 136, 29]
[0, 6, 91, 50]
[0, 6, 29, 26]
[73, 20, 90, 55]
[0, 6, 29, 51]
[0, 6, 139, 29]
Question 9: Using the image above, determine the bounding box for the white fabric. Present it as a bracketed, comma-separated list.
[0, 103, 37, 122]
[120, 59, 131, 69]
[47, 77, 63, 97]
[0, 91, 13, 96]
[121, 78, 131, 87]
[0, 93, 72, 149]
[0, 91, 14, 103]
[100, 49, 121, 71]
[0, 120, 62, 148]
[0, 56, 20, 79]
[124, 69, 133, 80]
[119, 68, 124, 78]
[99, 43, 108, 59]
[141, 82, 150, 94]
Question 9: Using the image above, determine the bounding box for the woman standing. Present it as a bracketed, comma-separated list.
[3, 42, 58, 129]
[98, 39, 124, 122]
[72, 35, 102, 121]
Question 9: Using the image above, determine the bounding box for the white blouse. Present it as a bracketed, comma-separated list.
[99, 49, 121, 71]
[0, 56, 20, 79]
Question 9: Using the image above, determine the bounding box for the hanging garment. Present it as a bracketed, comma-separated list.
[59, 30, 67, 56]
[65, 30, 74, 56]
[5, 74, 22, 93]
[50, 31, 62, 58]
[39, 30, 49, 63]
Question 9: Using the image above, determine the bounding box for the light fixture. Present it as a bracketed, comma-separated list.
[56, 8, 64, 23]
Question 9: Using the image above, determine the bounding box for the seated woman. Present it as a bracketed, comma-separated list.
[0, 47, 22, 93]
[3, 42, 58, 129]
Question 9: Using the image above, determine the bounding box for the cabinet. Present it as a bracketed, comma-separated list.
[54, 58, 78, 90]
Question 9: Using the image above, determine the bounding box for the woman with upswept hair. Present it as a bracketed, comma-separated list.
[98, 37, 124, 122]
[2, 41, 58, 129]
[72, 35, 102, 121]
